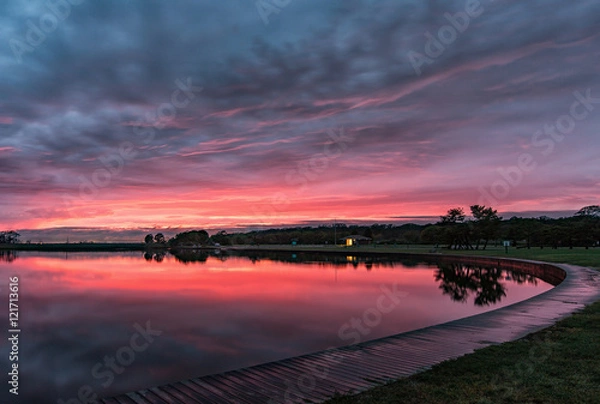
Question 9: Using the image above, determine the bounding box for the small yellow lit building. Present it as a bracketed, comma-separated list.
[342, 235, 372, 247]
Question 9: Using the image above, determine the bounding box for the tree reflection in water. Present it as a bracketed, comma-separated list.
[143, 251, 166, 262]
[170, 249, 209, 264]
[0, 250, 18, 262]
[137, 249, 542, 306]
[434, 263, 538, 306]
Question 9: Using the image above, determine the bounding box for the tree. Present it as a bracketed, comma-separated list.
[504, 217, 541, 249]
[420, 225, 445, 246]
[210, 230, 232, 246]
[234, 235, 247, 245]
[576, 205, 600, 217]
[402, 230, 421, 245]
[144, 234, 154, 244]
[539, 225, 563, 249]
[154, 233, 166, 244]
[438, 208, 472, 249]
[573, 212, 600, 248]
[169, 230, 210, 247]
[440, 208, 466, 224]
[470, 205, 501, 250]
[0, 231, 20, 244]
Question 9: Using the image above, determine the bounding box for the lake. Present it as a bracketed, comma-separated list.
[0, 250, 553, 403]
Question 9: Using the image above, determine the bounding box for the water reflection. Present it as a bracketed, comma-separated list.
[0, 250, 18, 262]
[0, 251, 552, 403]
[435, 263, 540, 306]
[152, 250, 544, 307]
[144, 250, 166, 262]
[170, 248, 209, 263]
[435, 263, 506, 306]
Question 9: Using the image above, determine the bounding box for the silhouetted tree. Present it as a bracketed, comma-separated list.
[440, 208, 466, 224]
[0, 231, 20, 244]
[504, 217, 542, 249]
[470, 205, 501, 249]
[210, 230, 232, 246]
[144, 234, 154, 244]
[169, 230, 209, 246]
[438, 208, 472, 249]
[203, 207, 599, 248]
[572, 214, 600, 248]
[576, 205, 600, 217]
[420, 225, 445, 246]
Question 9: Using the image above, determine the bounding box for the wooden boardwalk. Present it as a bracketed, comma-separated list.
[102, 260, 600, 404]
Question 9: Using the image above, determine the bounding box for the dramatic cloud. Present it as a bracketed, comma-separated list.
[1, 0, 599, 235]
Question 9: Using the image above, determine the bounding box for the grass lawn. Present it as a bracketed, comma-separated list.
[238, 244, 600, 269]
[320, 246, 600, 404]
[434, 246, 600, 270]
[326, 300, 600, 404]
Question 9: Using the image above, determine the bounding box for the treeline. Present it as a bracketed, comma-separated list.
[144, 230, 216, 247]
[0, 231, 20, 244]
[423, 205, 600, 250]
[226, 223, 423, 246]
[143, 205, 600, 250]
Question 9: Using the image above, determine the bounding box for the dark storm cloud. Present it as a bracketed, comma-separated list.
[0, 0, 599, 230]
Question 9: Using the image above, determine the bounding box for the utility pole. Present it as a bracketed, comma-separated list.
[334, 219, 337, 247]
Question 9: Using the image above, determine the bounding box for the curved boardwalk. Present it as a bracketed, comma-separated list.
[102, 258, 600, 404]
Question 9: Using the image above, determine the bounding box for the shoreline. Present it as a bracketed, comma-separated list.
[0, 242, 146, 252]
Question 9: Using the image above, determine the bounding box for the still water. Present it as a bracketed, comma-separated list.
[0, 250, 553, 403]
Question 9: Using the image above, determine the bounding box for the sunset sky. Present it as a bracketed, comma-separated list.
[1, 0, 599, 239]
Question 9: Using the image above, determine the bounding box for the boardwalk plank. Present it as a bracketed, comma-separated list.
[178, 380, 233, 404]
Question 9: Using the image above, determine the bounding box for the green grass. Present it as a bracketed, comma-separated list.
[437, 246, 600, 269]
[325, 300, 600, 404]
[235, 244, 600, 269]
